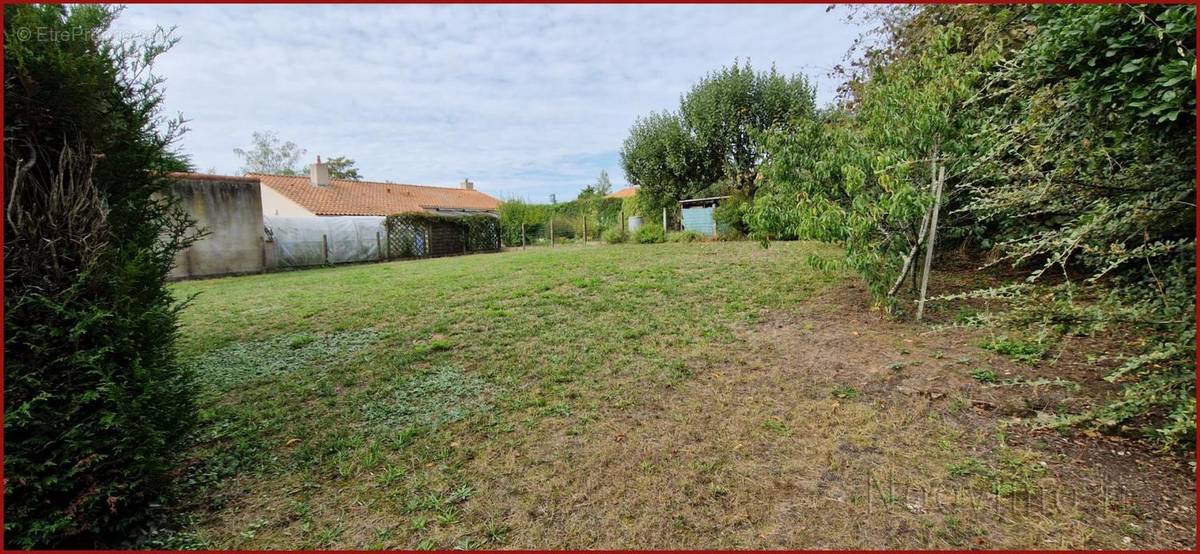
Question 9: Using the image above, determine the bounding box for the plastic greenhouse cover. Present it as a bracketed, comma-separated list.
[264, 216, 424, 267]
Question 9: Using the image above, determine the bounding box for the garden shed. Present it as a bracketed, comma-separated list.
[679, 196, 730, 236]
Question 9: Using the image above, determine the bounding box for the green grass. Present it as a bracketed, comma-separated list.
[166, 241, 844, 548]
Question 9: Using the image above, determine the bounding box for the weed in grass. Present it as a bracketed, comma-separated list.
[361, 366, 493, 430]
[970, 368, 998, 383]
[415, 538, 437, 550]
[379, 464, 406, 486]
[953, 308, 985, 326]
[187, 328, 383, 395]
[537, 401, 572, 418]
[989, 376, 1079, 390]
[980, 336, 1047, 364]
[762, 417, 794, 437]
[335, 457, 357, 479]
[361, 440, 384, 470]
[947, 448, 1047, 497]
[446, 484, 474, 505]
[691, 458, 726, 473]
[832, 385, 858, 399]
[482, 522, 511, 544]
[239, 518, 270, 540]
[454, 536, 485, 550]
[289, 333, 316, 349]
[405, 492, 443, 513]
[436, 508, 460, 526]
[410, 515, 430, 531]
[367, 527, 395, 550]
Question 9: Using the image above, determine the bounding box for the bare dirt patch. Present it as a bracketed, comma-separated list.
[464, 280, 1195, 549]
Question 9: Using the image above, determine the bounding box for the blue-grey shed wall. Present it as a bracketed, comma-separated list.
[681, 206, 717, 236]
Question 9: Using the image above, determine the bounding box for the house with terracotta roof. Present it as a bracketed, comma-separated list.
[257, 158, 501, 217]
[606, 185, 639, 199]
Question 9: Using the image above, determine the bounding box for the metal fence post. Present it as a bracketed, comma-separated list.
[322, 234, 329, 265]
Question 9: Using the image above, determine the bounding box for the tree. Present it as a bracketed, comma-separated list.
[5, 4, 197, 546]
[680, 60, 816, 197]
[619, 111, 719, 221]
[620, 61, 816, 222]
[233, 131, 306, 175]
[749, 25, 983, 304]
[325, 155, 361, 180]
[594, 170, 612, 196]
[749, 4, 1196, 448]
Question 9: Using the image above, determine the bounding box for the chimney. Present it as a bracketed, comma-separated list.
[460, 178, 474, 191]
[310, 155, 330, 187]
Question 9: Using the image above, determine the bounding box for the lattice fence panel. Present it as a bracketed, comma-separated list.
[385, 221, 426, 259]
[466, 218, 501, 252]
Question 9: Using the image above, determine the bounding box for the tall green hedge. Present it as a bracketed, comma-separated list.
[498, 196, 623, 244]
[4, 5, 197, 547]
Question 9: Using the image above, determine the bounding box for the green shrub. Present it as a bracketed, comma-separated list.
[716, 227, 745, 241]
[712, 195, 749, 234]
[632, 223, 666, 244]
[667, 230, 704, 243]
[602, 228, 629, 244]
[4, 5, 197, 547]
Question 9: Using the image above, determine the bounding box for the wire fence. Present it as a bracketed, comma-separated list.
[502, 211, 675, 248]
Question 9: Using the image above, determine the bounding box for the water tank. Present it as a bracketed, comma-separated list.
[628, 216, 643, 232]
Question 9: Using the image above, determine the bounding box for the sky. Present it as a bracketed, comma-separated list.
[111, 4, 868, 202]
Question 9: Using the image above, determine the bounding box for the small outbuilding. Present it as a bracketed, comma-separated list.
[679, 196, 730, 236]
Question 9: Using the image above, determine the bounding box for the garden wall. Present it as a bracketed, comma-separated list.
[167, 173, 268, 279]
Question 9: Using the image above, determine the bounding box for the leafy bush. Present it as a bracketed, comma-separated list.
[499, 197, 623, 244]
[602, 228, 629, 244]
[712, 195, 749, 235]
[667, 230, 704, 243]
[4, 5, 197, 547]
[497, 198, 547, 246]
[965, 5, 1196, 447]
[749, 4, 1196, 447]
[632, 223, 666, 244]
[716, 227, 746, 242]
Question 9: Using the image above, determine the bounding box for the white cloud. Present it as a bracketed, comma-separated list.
[111, 4, 866, 201]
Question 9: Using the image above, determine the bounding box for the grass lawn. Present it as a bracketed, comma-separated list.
[162, 241, 1194, 549]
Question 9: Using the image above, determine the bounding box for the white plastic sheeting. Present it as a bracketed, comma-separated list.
[264, 216, 425, 267]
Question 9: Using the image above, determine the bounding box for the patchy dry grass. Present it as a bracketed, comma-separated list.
[155, 242, 1194, 549]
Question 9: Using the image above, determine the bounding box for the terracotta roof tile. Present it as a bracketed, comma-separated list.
[607, 186, 638, 199]
[252, 174, 501, 216]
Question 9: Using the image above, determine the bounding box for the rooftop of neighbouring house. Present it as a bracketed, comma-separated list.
[250, 173, 502, 217]
[606, 186, 638, 199]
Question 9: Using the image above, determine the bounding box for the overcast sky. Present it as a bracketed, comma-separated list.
[112, 4, 867, 201]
